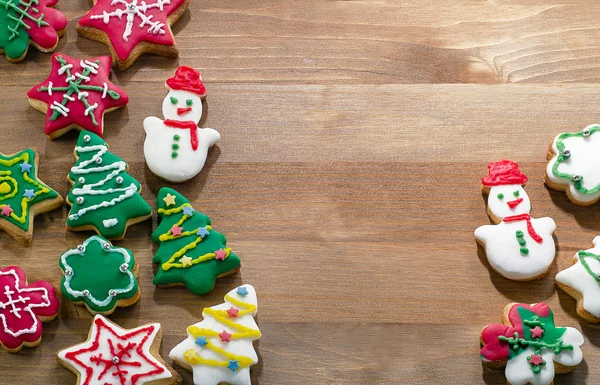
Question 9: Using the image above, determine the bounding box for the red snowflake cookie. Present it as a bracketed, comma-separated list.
[27, 53, 129, 139]
[0, 266, 59, 352]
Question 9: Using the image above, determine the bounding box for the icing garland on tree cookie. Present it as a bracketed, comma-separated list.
[27, 53, 129, 139]
[481, 303, 584, 385]
[0, 0, 66, 62]
[169, 285, 260, 385]
[152, 188, 240, 295]
[0, 148, 63, 244]
[0, 266, 59, 352]
[77, 0, 188, 70]
[59, 235, 139, 315]
[58, 315, 179, 385]
[66, 131, 152, 240]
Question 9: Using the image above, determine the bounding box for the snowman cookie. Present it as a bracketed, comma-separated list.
[546, 124, 600, 206]
[480, 303, 584, 385]
[556, 236, 600, 322]
[475, 160, 556, 280]
[143, 66, 220, 183]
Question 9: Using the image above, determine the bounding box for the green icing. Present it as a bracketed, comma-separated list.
[0, 148, 60, 231]
[497, 193, 504, 199]
[577, 250, 600, 281]
[173, 134, 180, 141]
[186, 99, 193, 106]
[0, 0, 48, 60]
[171, 151, 178, 158]
[66, 131, 152, 239]
[58, 235, 138, 313]
[552, 125, 600, 194]
[516, 231, 528, 255]
[513, 190, 519, 197]
[172, 143, 179, 150]
[170, 96, 178, 104]
[152, 187, 241, 295]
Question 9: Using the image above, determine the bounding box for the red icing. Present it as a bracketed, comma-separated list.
[218, 330, 232, 342]
[0, 266, 59, 350]
[77, 0, 187, 61]
[164, 119, 199, 151]
[482, 160, 528, 187]
[166, 66, 206, 97]
[63, 317, 166, 385]
[480, 303, 550, 362]
[27, 53, 129, 137]
[177, 107, 192, 115]
[23, 0, 67, 51]
[503, 213, 543, 243]
[507, 198, 523, 209]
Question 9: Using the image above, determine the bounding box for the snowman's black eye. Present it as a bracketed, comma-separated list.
[170, 97, 178, 105]
[497, 193, 504, 199]
[186, 99, 193, 106]
[513, 190, 520, 197]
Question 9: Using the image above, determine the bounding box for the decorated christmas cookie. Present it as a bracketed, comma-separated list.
[76, 0, 189, 70]
[144, 66, 220, 183]
[0, 148, 63, 245]
[169, 285, 261, 385]
[152, 188, 240, 295]
[546, 124, 600, 206]
[475, 160, 556, 280]
[0, 266, 59, 352]
[66, 131, 152, 240]
[0, 0, 66, 62]
[480, 303, 584, 385]
[27, 53, 129, 139]
[556, 236, 600, 323]
[58, 314, 181, 385]
[59, 236, 139, 315]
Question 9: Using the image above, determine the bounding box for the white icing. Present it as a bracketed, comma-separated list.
[102, 82, 108, 98]
[103, 218, 119, 228]
[60, 236, 136, 307]
[546, 124, 600, 204]
[143, 89, 220, 182]
[169, 285, 259, 385]
[78, 91, 89, 100]
[57, 315, 172, 385]
[50, 101, 69, 117]
[66, 75, 75, 82]
[68, 143, 138, 221]
[90, 0, 171, 42]
[75, 72, 91, 82]
[85, 103, 98, 116]
[556, 236, 600, 317]
[80, 60, 99, 74]
[0, 269, 53, 337]
[58, 63, 73, 75]
[504, 327, 583, 385]
[47, 81, 53, 95]
[475, 183, 556, 280]
[64, 94, 75, 102]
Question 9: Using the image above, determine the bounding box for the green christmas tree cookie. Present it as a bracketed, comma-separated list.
[59, 235, 139, 315]
[152, 188, 241, 295]
[66, 131, 152, 239]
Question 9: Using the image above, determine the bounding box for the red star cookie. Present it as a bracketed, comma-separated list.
[27, 53, 129, 139]
[76, 0, 189, 70]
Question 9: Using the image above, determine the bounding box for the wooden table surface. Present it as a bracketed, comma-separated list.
[2, 1, 600, 384]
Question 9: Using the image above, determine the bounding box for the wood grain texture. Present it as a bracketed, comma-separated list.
[1, 0, 600, 384]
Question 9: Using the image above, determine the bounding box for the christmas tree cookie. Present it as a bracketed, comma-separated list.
[475, 160, 556, 280]
[0, 0, 66, 62]
[27, 53, 129, 139]
[0, 148, 63, 245]
[546, 124, 600, 206]
[76, 0, 189, 70]
[0, 266, 60, 352]
[144, 66, 220, 183]
[169, 285, 261, 385]
[59, 236, 140, 315]
[556, 236, 600, 323]
[58, 314, 181, 385]
[480, 303, 584, 385]
[152, 188, 240, 295]
[66, 131, 152, 240]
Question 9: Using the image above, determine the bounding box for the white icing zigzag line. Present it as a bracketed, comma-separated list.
[80, 60, 99, 74]
[69, 144, 138, 221]
[51, 101, 69, 117]
[90, 0, 171, 42]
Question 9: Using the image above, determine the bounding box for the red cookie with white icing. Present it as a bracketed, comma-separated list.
[0, 266, 59, 353]
[27, 53, 129, 139]
[76, 0, 189, 70]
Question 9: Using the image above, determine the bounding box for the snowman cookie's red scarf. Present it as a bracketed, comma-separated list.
[164, 120, 199, 151]
[503, 213, 543, 243]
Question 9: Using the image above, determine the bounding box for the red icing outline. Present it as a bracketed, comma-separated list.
[63, 317, 166, 385]
[77, 0, 187, 61]
[166, 66, 206, 96]
[482, 160, 528, 187]
[0, 266, 59, 350]
[27, 53, 129, 137]
[23, 0, 67, 50]
[480, 303, 550, 362]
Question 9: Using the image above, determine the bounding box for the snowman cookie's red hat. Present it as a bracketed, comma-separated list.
[482, 160, 528, 186]
[166, 66, 207, 98]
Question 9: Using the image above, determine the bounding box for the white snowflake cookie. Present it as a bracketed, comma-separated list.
[143, 66, 220, 183]
[475, 160, 556, 280]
